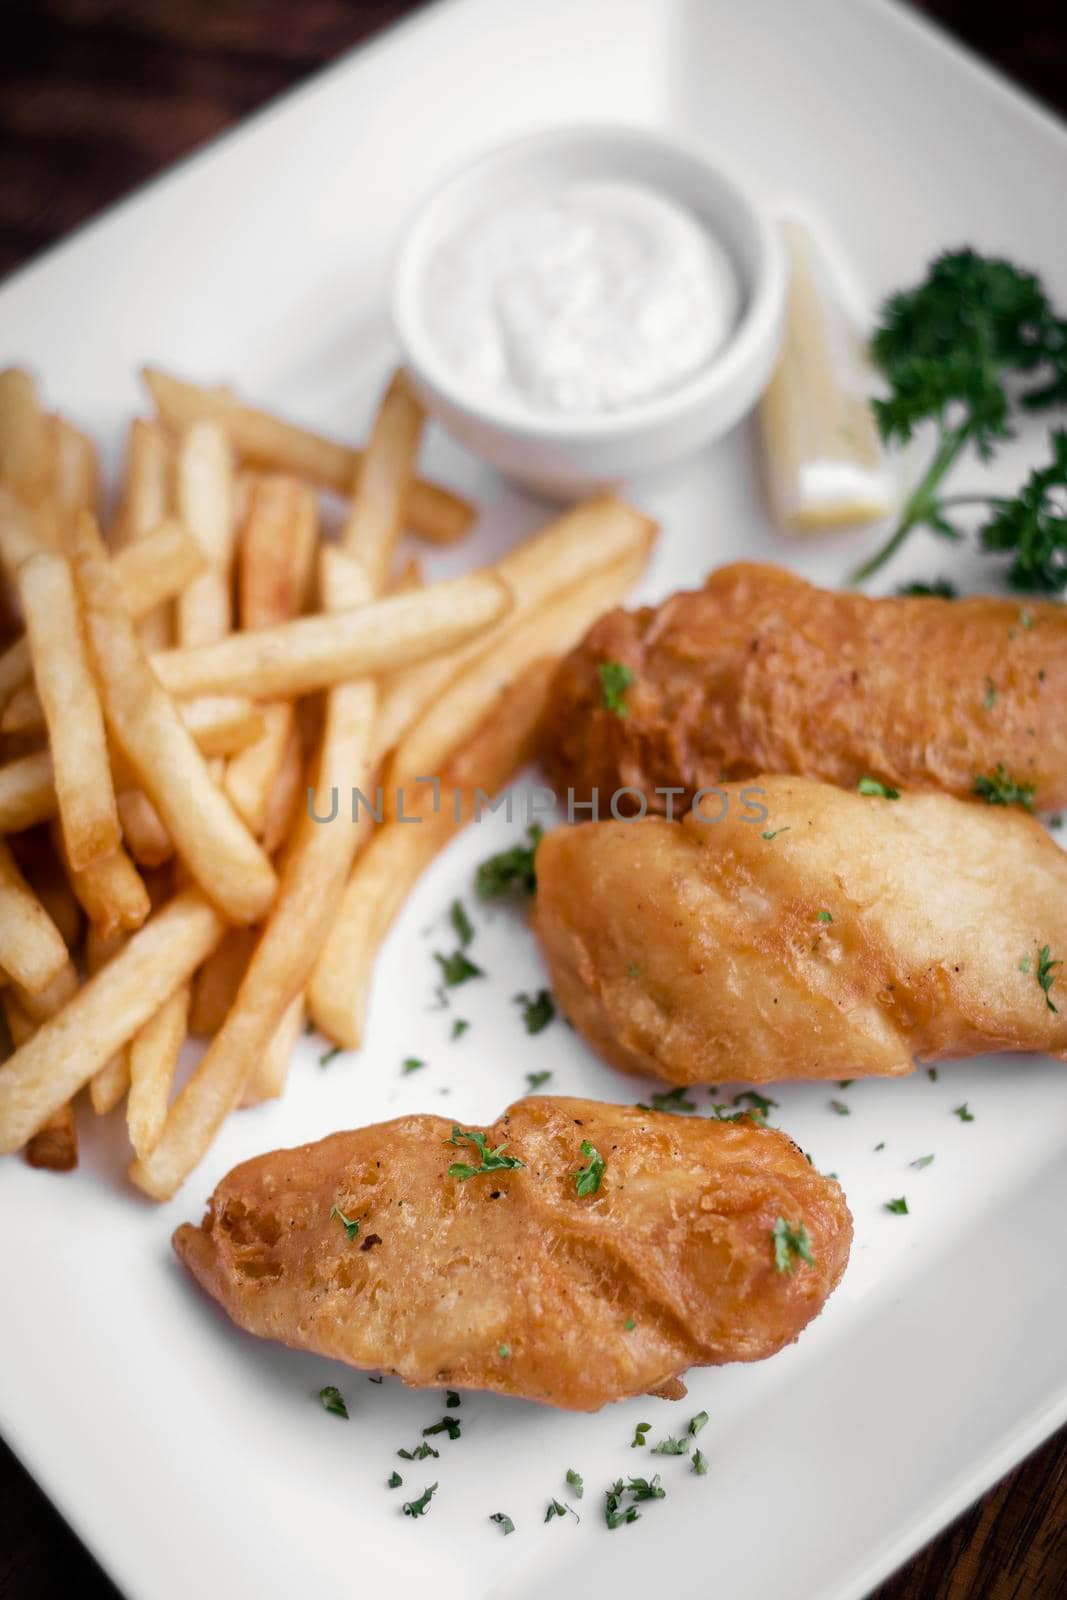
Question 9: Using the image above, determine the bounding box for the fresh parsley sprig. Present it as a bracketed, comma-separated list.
[573, 1140, 605, 1198]
[475, 825, 543, 900]
[852, 251, 1067, 586]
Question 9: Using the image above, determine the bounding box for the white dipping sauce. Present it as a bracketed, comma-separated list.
[423, 181, 739, 415]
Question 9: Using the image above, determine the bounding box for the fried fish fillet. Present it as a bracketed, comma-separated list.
[173, 1096, 851, 1412]
[542, 562, 1067, 811]
[533, 778, 1067, 1084]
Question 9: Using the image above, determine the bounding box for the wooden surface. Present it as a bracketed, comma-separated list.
[0, 3, 1065, 1597]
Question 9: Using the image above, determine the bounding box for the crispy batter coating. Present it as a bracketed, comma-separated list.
[533, 778, 1067, 1084]
[541, 563, 1067, 811]
[173, 1096, 850, 1412]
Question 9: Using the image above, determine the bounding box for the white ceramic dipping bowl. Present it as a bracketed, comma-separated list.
[391, 124, 786, 500]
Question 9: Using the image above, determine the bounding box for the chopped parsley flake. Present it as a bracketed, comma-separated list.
[525, 1070, 553, 1091]
[402, 1483, 437, 1518]
[857, 777, 901, 799]
[650, 1436, 689, 1456]
[688, 1411, 709, 1436]
[817, 910, 834, 924]
[446, 1127, 526, 1181]
[628, 1476, 666, 1502]
[475, 825, 543, 900]
[911, 1154, 935, 1170]
[885, 1196, 909, 1214]
[631, 1422, 651, 1448]
[329, 1204, 360, 1241]
[830, 1099, 851, 1116]
[1037, 945, 1061, 1012]
[983, 678, 997, 710]
[397, 1442, 439, 1461]
[423, 1416, 461, 1441]
[624, 1317, 636, 1332]
[445, 1390, 461, 1408]
[761, 826, 790, 840]
[318, 1386, 348, 1418]
[597, 660, 635, 717]
[319, 1046, 341, 1068]
[498, 1343, 510, 1359]
[434, 949, 483, 987]
[972, 764, 1035, 811]
[954, 1103, 975, 1122]
[574, 1140, 605, 1198]
[489, 1513, 515, 1535]
[566, 1468, 584, 1499]
[772, 1217, 815, 1274]
[402, 1056, 426, 1075]
[692, 1449, 709, 1475]
[628, 962, 641, 976]
[839, 1080, 854, 1089]
[545, 1499, 573, 1523]
[388, 1471, 403, 1488]
[514, 989, 555, 1034]
[640, 1085, 699, 1114]
[451, 1018, 469, 1040]
[605, 1476, 666, 1529]
[897, 579, 958, 598]
[450, 898, 474, 947]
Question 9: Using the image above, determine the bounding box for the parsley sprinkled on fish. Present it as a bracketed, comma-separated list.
[597, 660, 635, 717]
[772, 1217, 814, 1273]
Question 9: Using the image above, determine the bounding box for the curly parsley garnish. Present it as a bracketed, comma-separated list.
[573, 1140, 605, 1198]
[597, 660, 635, 717]
[514, 989, 555, 1034]
[446, 1127, 526, 1181]
[475, 824, 543, 900]
[329, 1204, 360, 1241]
[772, 1217, 815, 1273]
[853, 250, 1067, 586]
[566, 1468, 584, 1499]
[604, 1475, 666, 1528]
[972, 764, 1036, 811]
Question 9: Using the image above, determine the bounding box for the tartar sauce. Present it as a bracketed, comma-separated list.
[422, 181, 739, 416]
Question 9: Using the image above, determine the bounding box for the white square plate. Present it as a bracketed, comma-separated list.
[1, 3, 1066, 1598]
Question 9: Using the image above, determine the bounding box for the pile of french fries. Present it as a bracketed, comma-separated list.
[0, 364, 655, 1199]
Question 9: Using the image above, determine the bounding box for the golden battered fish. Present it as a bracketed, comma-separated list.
[174, 1096, 851, 1412]
[533, 777, 1067, 1084]
[541, 562, 1067, 812]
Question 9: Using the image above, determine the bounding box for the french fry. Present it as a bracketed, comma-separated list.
[10, 956, 78, 1027]
[0, 888, 224, 1154]
[260, 721, 304, 857]
[23, 845, 82, 948]
[84, 924, 130, 1113]
[142, 366, 474, 544]
[50, 821, 150, 938]
[340, 370, 424, 595]
[151, 570, 511, 699]
[127, 983, 188, 1159]
[0, 370, 51, 503]
[129, 452, 390, 1199]
[240, 992, 303, 1107]
[387, 545, 651, 791]
[0, 838, 69, 993]
[71, 512, 277, 925]
[374, 496, 655, 760]
[49, 417, 98, 526]
[308, 663, 553, 1047]
[0, 750, 55, 832]
[115, 790, 173, 869]
[0, 992, 76, 1168]
[189, 926, 257, 1037]
[0, 516, 205, 716]
[175, 421, 235, 647]
[25, 1101, 78, 1171]
[225, 476, 317, 835]
[114, 418, 171, 548]
[0, 482, 46, 577]
[19, 549, 120, 868]
[180, 695, 264, 757]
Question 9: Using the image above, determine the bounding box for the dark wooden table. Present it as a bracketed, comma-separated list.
[1, 3, 1065, 1597]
